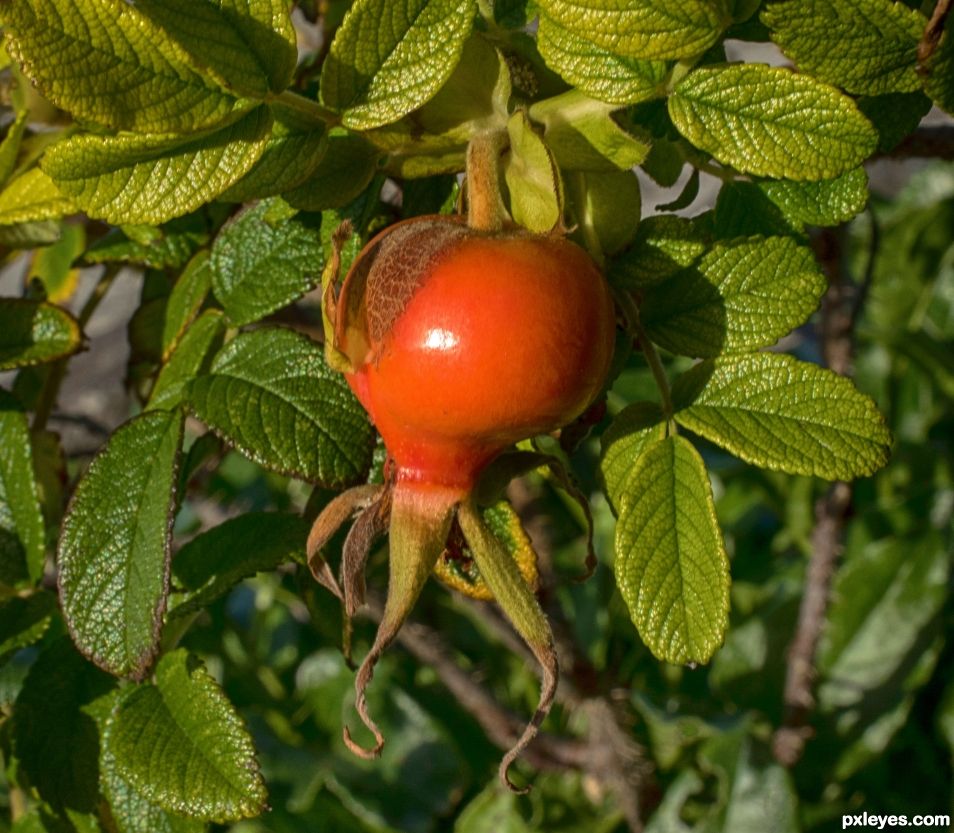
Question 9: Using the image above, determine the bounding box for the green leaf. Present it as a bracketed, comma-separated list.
[923, 28, 954, 114]
[762, 0, 924, 96]
[0, 391, 45, 584]
[284, 128, 381, 211]
[148, 310, 227, 412]
[83, 215, 211, 271]
[219, 101, 328, 203]
[714, 180, 799, 239]
[103, 767, 206, 833]
[530, 90, 652, 172]
[609, 214, 711, 289]
[28, 223, 85, 304]
[0, 220, 62, 249]
[132, 0, 297, 97]
[58, 409, 185, 679]
[42, 106, 272, 225]
[537, 0, 729, 60]
[756, 167, 869, 227]
[816, 533, 947, 778]
[170, 512, 308, 616]
[0, 0, 253, 132]
[0, 168, 75, 225]
[161, 250, 213, 359]
[669, 64, 878, 180]
[210, 198, 325, 326]
[673, 353, 892, 479]
[0, 110, 29, 188]
[13, 637, 116, 813]
[573, 169, 642, 256]
[600, 402, 667, 514]
[504, 109, 562, 233]
[187, 328, 374, 487]
[320, 0, 477, 130]
[641, 236, 827, 357]
[103, 650, 266, 822]
[0, 592, 56, 655]
[857, 90, 933, 152]
[0, 298, 82, 370]
[536, 12, 668, 106]
[614, 435, 729, 665]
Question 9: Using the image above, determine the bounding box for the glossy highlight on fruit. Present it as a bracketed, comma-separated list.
[309, 212, 617, 792]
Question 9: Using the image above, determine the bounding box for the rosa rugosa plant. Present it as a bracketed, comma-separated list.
[308, 137, 616, 788]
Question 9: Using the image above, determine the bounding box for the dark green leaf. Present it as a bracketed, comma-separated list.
[148, 310, 227, 412]
[58, 409, 185, 678]
[614, 435, 729, 664]
[923, 28, 954, 114]
[84, 216, 211, 271]
[170, 512, 308, 616]
[188, 327, 374, 487]
[103, 650, 266, 822]
[0, 298, 82, 371]
[284, 129, 381, 211]
[0, 390, 45, 583]
[857, 91, 932, 152]
[161, 250, 213, 358]
[210, 198, 324, 326]
[12, 638, 116, 813]
[0, 592, 56, 655]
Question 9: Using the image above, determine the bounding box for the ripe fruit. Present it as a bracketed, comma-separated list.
[308, 139, 616, 791]
[342, 217, 616, 491]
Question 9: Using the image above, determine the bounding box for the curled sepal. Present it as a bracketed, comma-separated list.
[434, 502, 538, 600]
[457, 497, 558, 794]
[340, 488, 392, 664]
[344, 480, 458, 758]
[306, 484, 385, 599]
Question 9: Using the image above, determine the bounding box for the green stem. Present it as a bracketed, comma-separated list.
[274, 89, 340, 124]
[33, 264, 120, 433]
[614, 288, 675, 421]
[568, 171, 605, 268]
[466, 130, 508, 233]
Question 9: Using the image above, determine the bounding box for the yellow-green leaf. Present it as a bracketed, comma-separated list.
[614, 435, 729, 665]
[673, 353, 892, 479]
[42, 106, 271, 225]
[320, 0, 477, 130]
[669, 64, 878, 180]
[0, 168, 75, 225]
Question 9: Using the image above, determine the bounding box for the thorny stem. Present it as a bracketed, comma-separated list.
[614, 288, 675, 421]
[773, 224, 871, 767]
[33, 264, 121, 433]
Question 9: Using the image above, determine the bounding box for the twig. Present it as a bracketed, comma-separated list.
[918, 0, 953, 69]
[365, 593, 586, 772]
[773, 226, 870, 766]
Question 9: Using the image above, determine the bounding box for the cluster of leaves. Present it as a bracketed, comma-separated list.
[0, 0, 950, 829]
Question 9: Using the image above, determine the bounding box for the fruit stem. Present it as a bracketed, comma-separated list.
[614, 287, 676, 422]
[466, 130, 507, 233]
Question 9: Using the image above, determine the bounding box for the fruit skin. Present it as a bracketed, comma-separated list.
[345, 224, 617, 490]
